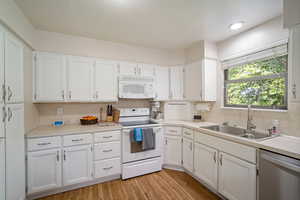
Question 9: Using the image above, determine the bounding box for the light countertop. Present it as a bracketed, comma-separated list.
[26, 123, 122, 138]
[26, 120, 300, 160]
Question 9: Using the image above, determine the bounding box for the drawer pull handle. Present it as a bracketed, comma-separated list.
[103, 166, 113, 170]
[103, 149, 112, 153]
[72, 138, 83, 142]
[169, 130, 177, 133]
[103, 136, 113, 139]
[184, 132, 191, 135]
[37, 142, 51, 146]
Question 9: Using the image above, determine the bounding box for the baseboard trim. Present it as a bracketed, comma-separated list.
[26, 174, 121, 200]
[162, 164, 184, 171]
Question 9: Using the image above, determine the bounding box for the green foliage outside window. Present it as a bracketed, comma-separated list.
[224, 55, 288, 109]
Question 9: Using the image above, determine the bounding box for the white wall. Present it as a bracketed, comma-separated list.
[218, 16, 289, 61]
[34, 30, 185, 66]
[204, 16, 300, 137]
[0, 0, 35, 47]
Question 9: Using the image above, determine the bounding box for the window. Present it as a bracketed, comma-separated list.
[224, 55, 288, 110]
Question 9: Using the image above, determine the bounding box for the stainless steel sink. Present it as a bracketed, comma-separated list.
[201, 125, 277, 140]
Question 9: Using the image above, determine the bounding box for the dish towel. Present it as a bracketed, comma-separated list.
[134, 128, 143, 142]
[142, 128, 155, 150]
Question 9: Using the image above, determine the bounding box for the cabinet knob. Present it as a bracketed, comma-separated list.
[68, 91, 72, 99]
[292, 84, 297, 99]
[61, 90, 65, 99]
[219, 154, 223, 166]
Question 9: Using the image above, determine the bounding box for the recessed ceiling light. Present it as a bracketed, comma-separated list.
[229, 22, 244, 30]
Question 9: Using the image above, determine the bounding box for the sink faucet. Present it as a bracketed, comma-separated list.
[246, 105, 256, 132]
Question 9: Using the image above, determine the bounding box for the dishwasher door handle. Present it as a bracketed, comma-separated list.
[261, 153, 300, 174]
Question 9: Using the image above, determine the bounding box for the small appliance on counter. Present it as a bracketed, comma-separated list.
[150, 101, 163, 120]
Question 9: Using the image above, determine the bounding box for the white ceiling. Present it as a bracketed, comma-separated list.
[15, 0, 282, 49]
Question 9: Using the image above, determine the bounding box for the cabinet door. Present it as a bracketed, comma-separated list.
[184, 61, 202, 101]
[182, 138, 193, 172]
[0, 139, 5, 200]
[170, 66, 184, 100]
[155, 67, 169, 100]
[5, 33, 23, 104]
[27, 149, 62, 194]
[0, 27, 4, 105]
[34, 52, 66, 102]
[283, 0, 300, 28]
[5, 104, 25, 200]
[202, 59, 217, 101]
[139, 64, 155, 77]
[290, 25, 300, 102]
[63, 145, 93, 186]
[94, 60, 118, 102]
[164, 136, 182, 166]
[194, 143, 218, 189]
[119, 62, 138, 76]
[218, 152, 256, 200]
[67, 56, 93, 102]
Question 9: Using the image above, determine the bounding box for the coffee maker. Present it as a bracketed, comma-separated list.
[150, 101, 162, 120]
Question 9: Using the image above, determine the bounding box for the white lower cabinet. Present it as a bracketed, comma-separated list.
[182, 138, 193, 172]
[63, 145, 93, 186]
[94, 158, 121, 178]
[194, 143, 218, 189]
[218, 152, 256, 200]
[27, 149, 62, 194]
[164, 136, 182, 166]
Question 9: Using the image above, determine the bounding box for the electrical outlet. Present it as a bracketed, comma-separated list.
[57, 107, 64, 116]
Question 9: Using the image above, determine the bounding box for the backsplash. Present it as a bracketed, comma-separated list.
[36, 100, 150, 126]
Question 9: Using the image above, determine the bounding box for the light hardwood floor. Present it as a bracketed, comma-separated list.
[39, 169, 221, 200]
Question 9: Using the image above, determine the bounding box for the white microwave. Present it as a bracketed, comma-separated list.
[119, 76, 154, 99]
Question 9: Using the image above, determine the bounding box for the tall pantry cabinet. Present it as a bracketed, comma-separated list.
[0, 24, 25, 200]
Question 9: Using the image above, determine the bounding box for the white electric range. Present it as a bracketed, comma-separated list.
[119, 108, 162, 179]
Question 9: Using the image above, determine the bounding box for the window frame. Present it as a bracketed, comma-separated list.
[223, 55, 288, 110]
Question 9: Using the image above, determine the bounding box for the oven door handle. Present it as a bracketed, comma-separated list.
[261, 153, 300, 174]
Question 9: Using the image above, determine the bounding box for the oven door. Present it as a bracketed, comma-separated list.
[122, 127, 162, 163]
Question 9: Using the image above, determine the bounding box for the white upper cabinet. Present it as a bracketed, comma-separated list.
[0, 28, 4, 105]
[185, 59, 217, 101]
[94, 60, 118, 102]
[63, 145, 93, 186]
[27, 149, 62, 194]
[119, 62, 138, 76]
[290, 24, 300, 102]
[184, 61, 202, 101]
[202, 59, 217, 101]
[67, 56, 93, 102]
[182, 138, 193, 172]
[218, 152, 256, 200]
[4, 33, 23, 104]
[194, 142, 218, 189]
[170, 66, 184, 100]
[34, 52, 66, 102]
[154, 66, 169, 101]
[119, 62, 155, 77]
[283, 0, 300, 28]
[138, 63, 155, 77]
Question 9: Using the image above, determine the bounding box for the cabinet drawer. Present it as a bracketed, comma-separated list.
[195, 131, 256, 163]
[164, 126, 182, 136]
[27, 137, 61, 151]
[63, 134, 92, 147]
[183, 128, 194, 140]
[94, 141, 120, 160]
[94, 131, 121, 143]
[94, 158, 121, 178]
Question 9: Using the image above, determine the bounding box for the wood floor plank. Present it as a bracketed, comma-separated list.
[38, 169, 221, 200]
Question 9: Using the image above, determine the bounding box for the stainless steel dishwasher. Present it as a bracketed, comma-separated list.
[259, 150, 300, 200]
